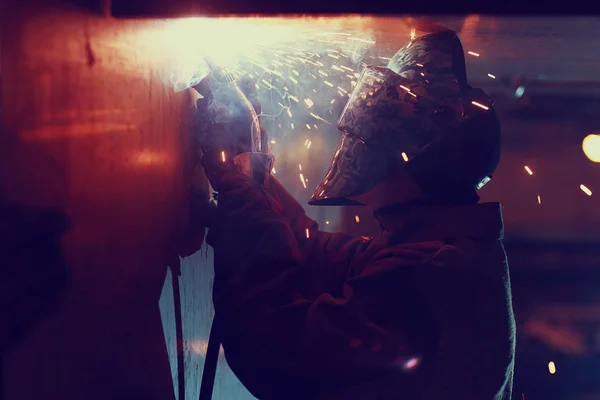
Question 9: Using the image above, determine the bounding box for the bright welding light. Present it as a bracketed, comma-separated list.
[131, 17, 376, 91]
[582, 134, 600, 162]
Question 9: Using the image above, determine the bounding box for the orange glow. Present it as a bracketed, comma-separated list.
[136, 150, 169, 165]
[20, 122, 137, 141]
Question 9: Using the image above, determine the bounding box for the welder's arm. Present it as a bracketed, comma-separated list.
[205, 153, 368, 282]
[205, 157, 425, 398]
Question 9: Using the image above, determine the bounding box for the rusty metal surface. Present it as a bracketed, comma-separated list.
[3, 9, 600, 400]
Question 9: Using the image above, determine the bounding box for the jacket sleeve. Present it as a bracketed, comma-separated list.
[206, 160, 370, 287]
[206, 164, 430, 398]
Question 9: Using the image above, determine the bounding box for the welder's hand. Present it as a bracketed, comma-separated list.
[190, 74, 262, 159]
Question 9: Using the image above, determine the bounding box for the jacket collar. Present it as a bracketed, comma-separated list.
[374, 201, 504, 242]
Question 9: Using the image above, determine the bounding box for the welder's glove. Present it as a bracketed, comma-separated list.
[190, 73, 262, 161]
[0, 203, 69, 353]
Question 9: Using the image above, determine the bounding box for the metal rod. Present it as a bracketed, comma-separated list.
[172, 267, 186, 400]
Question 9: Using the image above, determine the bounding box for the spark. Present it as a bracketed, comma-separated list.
[580, 184, 592, 196]
[307, 141, 312, 149]
[488, 73, 496, 79]
[326, 221, 330, 224]
[467, 51, 480, 57]
[298, 164, 302, 171]
[401, 152, 409, 162]
[355, 215, 360, 223]
[292, 69, 300, 76]
[537, 195, 542, 204]
[410, 28, 416, 40]
[416, 63, 423, 67]
[318, 70, 329, 77]
[471, 101, 489, 110]
[548, 361, 556, 374]
[306, 124, 311, 130]
[324, 80, 334, 87]
[399, 85, 411, 92]
[271, 167, 276, 174]
[300, 173, 307, 188]
[221, 151, 226, 162]
[289, 95, 299, 103]
[306, 228, 310, 238]
[290, 76, 299, 84]
[270, 139, 276, 144]
[524, 166, 533, 175]
[291, 123, 295, 129]
[304, 98, 314, 108]
[287, 109, 293, 118]
[310, 112, 331, 124]
[331, 65, 344, 72]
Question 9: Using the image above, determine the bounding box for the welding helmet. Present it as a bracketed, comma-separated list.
[308, 30, 501, 206]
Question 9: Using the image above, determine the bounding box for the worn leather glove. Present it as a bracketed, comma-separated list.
[191, 73, 263, 161]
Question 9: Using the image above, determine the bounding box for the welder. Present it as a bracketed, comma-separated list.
[192, 29, 515, 400]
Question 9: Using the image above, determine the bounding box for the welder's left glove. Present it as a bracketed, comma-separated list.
[190, 73, 274, 192]
[190, 73, 263, 161]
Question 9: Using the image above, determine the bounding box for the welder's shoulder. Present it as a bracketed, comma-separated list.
[369, 237, 505, 272]
[369, 240, 447, 267]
